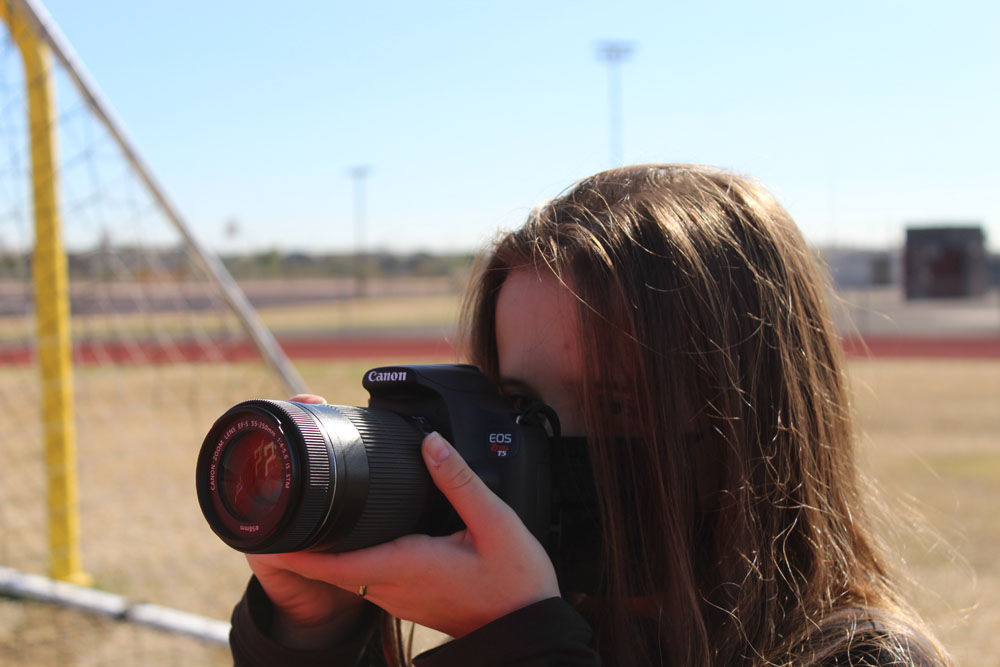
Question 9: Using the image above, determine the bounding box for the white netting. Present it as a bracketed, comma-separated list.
[1, 6, 293, 665]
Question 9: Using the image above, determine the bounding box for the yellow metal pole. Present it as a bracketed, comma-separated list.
[1, 3, 90, 585]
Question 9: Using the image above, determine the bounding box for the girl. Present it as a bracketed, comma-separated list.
[230, 164, 950, 666]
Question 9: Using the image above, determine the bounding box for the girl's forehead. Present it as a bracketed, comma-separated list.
[495, 268, 582, 384]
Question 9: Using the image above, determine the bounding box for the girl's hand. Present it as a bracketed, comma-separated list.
[265, 428, 560, 639]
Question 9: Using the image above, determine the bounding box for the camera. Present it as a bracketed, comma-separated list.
[196, 364, 556, 554]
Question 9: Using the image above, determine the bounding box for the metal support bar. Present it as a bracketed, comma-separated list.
[0, 566, 230, 646]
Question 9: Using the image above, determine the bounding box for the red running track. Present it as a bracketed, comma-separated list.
[1, 335, 998, 366]
[0, 336, 457, 365]
[840, 336, 1000, 359]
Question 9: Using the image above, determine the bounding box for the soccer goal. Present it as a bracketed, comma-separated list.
[1, 0, 307, 663]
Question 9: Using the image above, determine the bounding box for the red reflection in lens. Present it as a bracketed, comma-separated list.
[220, 431, 284, 523]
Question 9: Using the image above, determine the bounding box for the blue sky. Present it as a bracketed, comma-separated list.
[29, 0, 1000, 252]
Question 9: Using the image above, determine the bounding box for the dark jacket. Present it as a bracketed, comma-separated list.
[230, 577, 598, 666]
[230, 578, 938, 666]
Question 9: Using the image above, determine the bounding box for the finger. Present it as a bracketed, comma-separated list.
[274, 538, 424, 587]
[247, 553, 318, 583]
[289, 394, 326, 404]
[421, 432, 514, 536]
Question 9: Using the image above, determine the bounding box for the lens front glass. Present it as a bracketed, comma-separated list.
[220, 431, 284, 523]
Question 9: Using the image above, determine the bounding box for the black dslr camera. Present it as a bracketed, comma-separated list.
[196, 364, 556, 554]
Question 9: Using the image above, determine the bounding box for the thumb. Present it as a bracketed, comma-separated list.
[289, 394, 326, 404]
[421, 432, 513, 536]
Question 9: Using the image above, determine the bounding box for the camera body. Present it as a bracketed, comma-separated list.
[196, 364, 554, 554]
[362, 364, 553, 542]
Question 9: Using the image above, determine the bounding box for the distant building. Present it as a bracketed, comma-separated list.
[819, 247, 898, 288]
[903, 225, 987, 299]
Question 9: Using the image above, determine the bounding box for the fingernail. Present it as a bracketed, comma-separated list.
[425, 432, 451, 466]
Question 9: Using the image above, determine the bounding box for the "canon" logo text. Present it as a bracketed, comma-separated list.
[368, 370, 408, 382]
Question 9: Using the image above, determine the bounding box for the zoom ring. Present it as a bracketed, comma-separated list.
[333, 406, 430, 552]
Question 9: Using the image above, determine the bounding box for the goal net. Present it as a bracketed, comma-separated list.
[1, 1, 305, 664]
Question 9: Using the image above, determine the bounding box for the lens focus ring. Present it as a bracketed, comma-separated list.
[247, 400, 334, 552]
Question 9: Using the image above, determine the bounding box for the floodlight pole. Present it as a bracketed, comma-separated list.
[349, 166, 371, 297]
[596, 41, 634, 166]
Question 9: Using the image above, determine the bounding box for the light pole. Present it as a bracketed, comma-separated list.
[596, 41, 634, 166]
[348, 166, 371, 297]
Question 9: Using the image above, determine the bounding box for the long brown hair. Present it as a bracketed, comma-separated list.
[460, 165, 950, 666]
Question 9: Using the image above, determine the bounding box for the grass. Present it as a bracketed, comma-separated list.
[0, 355, 995, 665]
[0, 288, 463, 343]
[848, 359, 999, 665]
[257, 295, 462, 335]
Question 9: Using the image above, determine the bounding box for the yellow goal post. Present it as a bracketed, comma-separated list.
[1, 0, 308, 662]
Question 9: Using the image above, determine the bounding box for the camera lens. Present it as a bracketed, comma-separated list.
[196, 400, 431, 554]
[219, 431, 284, 523]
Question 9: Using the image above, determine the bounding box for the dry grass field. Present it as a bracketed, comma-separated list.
[1, 350, 996, 665]
[848, 359, 1000, 666]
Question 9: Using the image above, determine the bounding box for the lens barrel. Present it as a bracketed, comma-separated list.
[196, 400, 430, 553]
